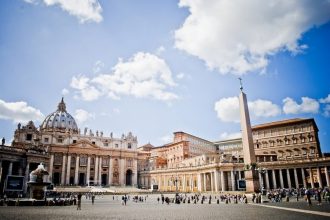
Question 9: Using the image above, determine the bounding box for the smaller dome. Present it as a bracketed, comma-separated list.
[40, 98, 78, 133]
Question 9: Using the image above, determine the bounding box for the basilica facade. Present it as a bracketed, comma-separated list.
[1, 95, 330, 196]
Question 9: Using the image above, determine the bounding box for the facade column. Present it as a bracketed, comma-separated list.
[294, 168, 299, 189]
[258, 172, 263, 189]
[238, 171, 242, 180]
[231, 170, 236, 191]
[94, 156, 99, 185]
[120, 158, 125, 185]
[8, 161, 13, 175]
[133, 159, 138, 186]
[214, 170, 219, 192]
[98, 157, 102, 185]
[211, 172, 214, 192]
[66, 155, 71, 185]
[309, 168, 315, 188]
[301, 168, 307, 188]
[86, 156, 91, 186]
[286, 169, 292, 188]
[203, 173, 206, 191]
[74, 155, 80, 185]
[61, 155, 66, 185]
[317, 167, 323, 188]
[49, 154, 54, 182]
[190, 174, 193, 191]
[279, 169, 284, 188]
[272, 170, 277, 189]
[265, 171, 270, 189]
[221, 171, 225, 191]
[24, 163, 30, 194]
[108, 157, 112, 186]
[183, 175, 186, 192]
[197, 173, 202, 192]
[325, 166, 330, 187]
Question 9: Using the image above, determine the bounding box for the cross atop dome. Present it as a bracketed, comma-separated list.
[238, 77, 243, 91]
[57, 97, 66, 112]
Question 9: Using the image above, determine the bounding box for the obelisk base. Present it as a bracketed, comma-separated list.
[244, 170, 260, 193]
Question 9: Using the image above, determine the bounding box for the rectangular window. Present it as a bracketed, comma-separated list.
[115, 144, 119, 148]
[44, 137, 49, 143]
[57, 138, 63, 143]
[104, 143, 108, 147]
[128, 143, 132, 149]
[73, 140, 77, 143]
[26, 134, 32, 141]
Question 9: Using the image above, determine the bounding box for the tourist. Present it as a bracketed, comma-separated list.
[77, 193, 82, 210]
[92, 194, 95, 205]
[305, 189, 312, 206]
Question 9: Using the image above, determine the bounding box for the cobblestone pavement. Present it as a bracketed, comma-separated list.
[0, 194, 329, 220]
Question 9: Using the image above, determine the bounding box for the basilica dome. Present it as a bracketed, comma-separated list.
[40, 98, 78, 133]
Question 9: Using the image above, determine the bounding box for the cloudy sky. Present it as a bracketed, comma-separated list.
[1, 0, 330, 152]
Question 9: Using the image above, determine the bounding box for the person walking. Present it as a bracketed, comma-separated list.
[92, 194, 95, 205]
[77, 193, 82, 210]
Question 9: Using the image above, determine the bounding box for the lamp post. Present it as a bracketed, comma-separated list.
[255, 167, 267, 194]
[171, 174, 181, 204]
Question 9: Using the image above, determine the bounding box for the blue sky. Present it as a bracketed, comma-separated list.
[0, 0, 330, 152]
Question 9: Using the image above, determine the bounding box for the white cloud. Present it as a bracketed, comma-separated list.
[176, 72, 185, 79]
[24, 0, 103, 23]
[283, 97, 319, 114]
[248, 99, 281, 117]
[93, 60, 105, 74]
[156, 46, 166, 55]
[113, 108, 120, 114]
[220, 132, 242, 140]
[70, 75, 101, 101]
[0, 99, 44, 123]
[175, 0, 330, 75]
[61, 88, 69, 96]
[214, 97, 240, 123]
[320, 94, 330, 103]
[159, 134, 173, 144]
[214, 96, 281, 123]
[70, 52, 179, 102]
[74, 109, 95, 125]
[323, 105, 330, 117]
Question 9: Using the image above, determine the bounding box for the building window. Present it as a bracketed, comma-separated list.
[26, 134, 32, 141]
[57, 138, 63, 143]
[73, 140, 77, 143]
[115, 144, 119, 148]
[310, 148, 315, 154]
[309, 136, 313, 142]
[44, 137, 49, 143]
[92, 141, 96, 145]
[128, 143, 132, 149]
[293, 138, 297, 144]
[104, 143, 108, 147]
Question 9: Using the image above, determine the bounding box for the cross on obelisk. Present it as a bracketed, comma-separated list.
[238, 78, 260, 193]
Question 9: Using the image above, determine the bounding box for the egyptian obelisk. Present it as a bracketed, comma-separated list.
[238, 78, 260, 193]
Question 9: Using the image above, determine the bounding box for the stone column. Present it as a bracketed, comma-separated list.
[61, 155, 66, 185]
[259, 172, 263, 189]
[8, 161, 13, 175]
[133, 159, 138, 186]
[87, 156, 91, 186]
[214, 170, 219, 192]
[238, 171, 242, 180]
[203, 173, 206, 191]
[301, 168, 307, 188]
[210, 172, 214, 192]
[286, 169, 292, 188]
[325, 166, 330, 187]
[279, 169, 284, 188]
[94, 156, 99, 185]
[309, 168, 315, 188]
[317, 167, 323, 188]
[74, 155, 80, 185]
[231, 170, 236, 191]
[24, 163, 30, 194]
[120, 158, 125, 185]
[49, 154, 54, 182]
[221, 171, 225, 191]
[190, 174, 194, 191]
[183, 175, 186, 192]
[108, 157, 112, 186]
[197, 173, 202, 192]
[294, 168, 299, 189]
[272, 170, 277, 189]
[66, 155, 71, 185]
[265, 170, 270, 189]
[98, 157, 102, 185]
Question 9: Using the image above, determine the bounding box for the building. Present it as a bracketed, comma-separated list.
[0, 98, 138, 195]
[138, 117, 330, 192]
[1, 94, 330, 196]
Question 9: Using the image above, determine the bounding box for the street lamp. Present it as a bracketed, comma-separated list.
[255, 167, 267, 193]
[171, 174, 181, 204]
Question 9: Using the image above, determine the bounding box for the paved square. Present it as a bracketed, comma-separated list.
[0, 194, 329, 220]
